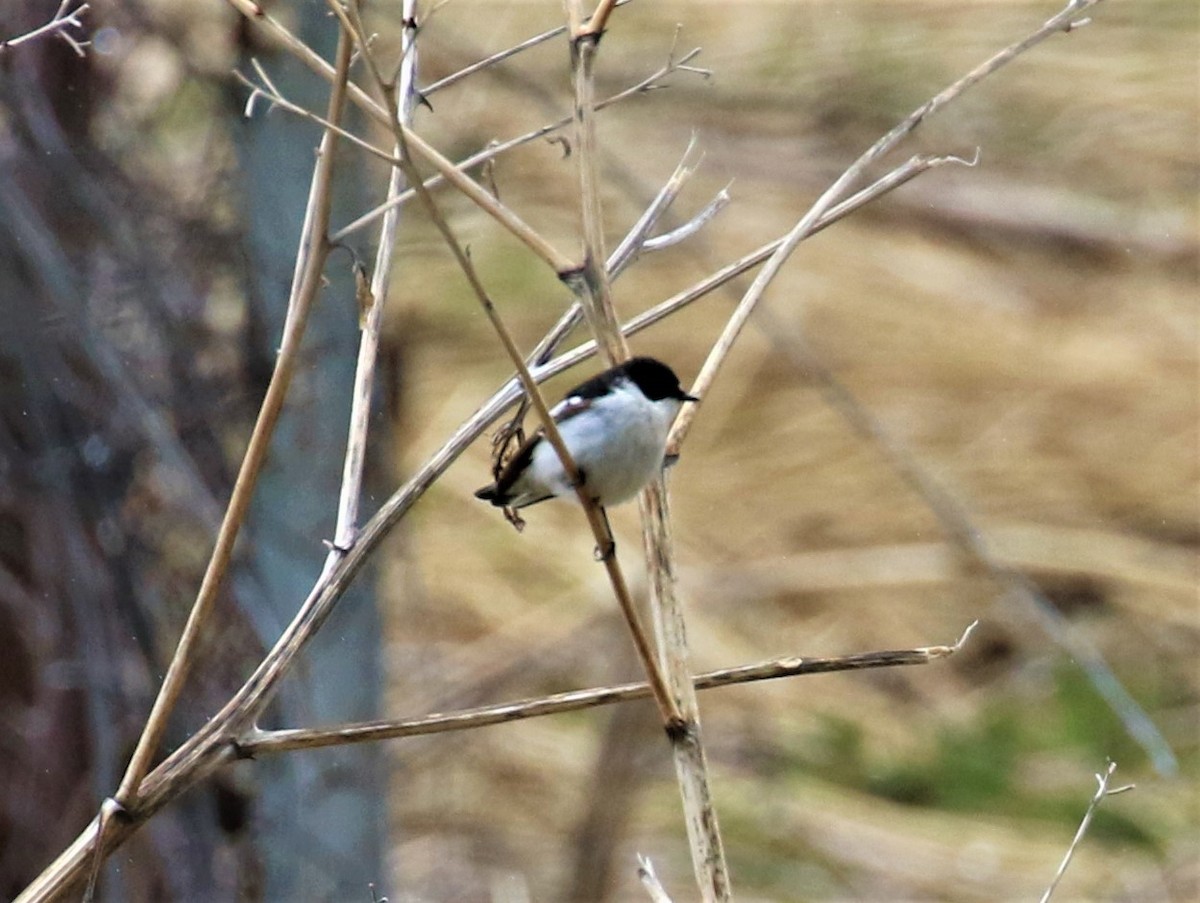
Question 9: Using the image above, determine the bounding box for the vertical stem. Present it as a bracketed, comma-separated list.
[641, 478, 732, 901]
[565, 2, 628, 364]
[332, 1, 419, 551]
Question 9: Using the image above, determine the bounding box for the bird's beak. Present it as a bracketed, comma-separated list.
[683, 392, 700, 403]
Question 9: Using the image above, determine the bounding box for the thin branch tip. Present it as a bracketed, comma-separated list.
[942, 147, 982, 168]
[955, 619, 980, 651]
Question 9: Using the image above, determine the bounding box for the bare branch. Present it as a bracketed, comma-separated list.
[225, 0, 574, 273]
[637, 855, 675, 903]
[235, 64, 404, 168]
[332, 0, 421, 553]
[641, 184, 732, 252]
[0, 2, 90, 55]
[423, 23, 567, 95]
[332, 46, 707, 242]
[607, 135, 706, 278]
[1039, 762, 1135, 903]
[238, 624, 977, 755]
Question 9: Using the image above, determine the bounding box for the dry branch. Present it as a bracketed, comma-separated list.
[239, 623, 977, 754]
[0, 1, 89, 55]
[334, 46, 708, 242]
[225, 0, 575, 274]
[1039, 761, 1135, 903]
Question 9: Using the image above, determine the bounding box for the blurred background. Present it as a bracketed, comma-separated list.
[1, 0, 1196, 900]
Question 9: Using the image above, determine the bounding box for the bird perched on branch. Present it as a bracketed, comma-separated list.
[475, 356, 697, 512]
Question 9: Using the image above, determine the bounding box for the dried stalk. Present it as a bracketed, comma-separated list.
[563, 0, 629, 366]
[333, 46, 707, 242]
[1039, 762, 1134, 903]
[224, 0, 573, 274]
[332, 0, 420, 553]
[0, 1, 89, 55]
[239, 623, 977, 754]
[640, 479, 730, 901]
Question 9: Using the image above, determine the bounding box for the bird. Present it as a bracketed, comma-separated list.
[475, 356, 697, 511]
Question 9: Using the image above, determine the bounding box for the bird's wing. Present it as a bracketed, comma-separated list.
[489, 429, 543, 499]
[488, 396, 593, 499]
[548, 394, 594, 423]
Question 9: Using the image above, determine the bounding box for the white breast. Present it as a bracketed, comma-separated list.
[527, 382, 682, 507]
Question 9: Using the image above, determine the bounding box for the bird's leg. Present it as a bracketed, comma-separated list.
[593, 504, 616, 562]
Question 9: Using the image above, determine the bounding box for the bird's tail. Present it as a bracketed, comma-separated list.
[474, 483, 503, 506]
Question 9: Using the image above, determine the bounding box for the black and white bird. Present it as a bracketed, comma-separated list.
[475, 357, 697, 511]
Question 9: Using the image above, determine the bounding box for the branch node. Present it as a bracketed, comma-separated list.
[230, 739, 255, 761]
[100, 796, 132, 823]
[664, 715, 690, 742]
[557, 263, 589, 287]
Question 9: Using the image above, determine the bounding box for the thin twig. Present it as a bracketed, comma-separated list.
[1039, 761, 1134, 903]
[607, 135, 708, 278]
[0, 2, 90, 55]
[332, 46, 707, 242]
[239, 623, 977, 754]
[637, 855, 675, 903]
[235, 64, 403, 168]
[423, 23, 567, 95]
[331, 1, 420, 554]
[424, 0, 635, 95]
[642, 184, 731, 252]
[224, 0, 574, 275]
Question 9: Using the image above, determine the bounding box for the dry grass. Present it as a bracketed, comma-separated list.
[372, 1, 1197, 900]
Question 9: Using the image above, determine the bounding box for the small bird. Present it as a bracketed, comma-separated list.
[475, 356, 698, 511]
